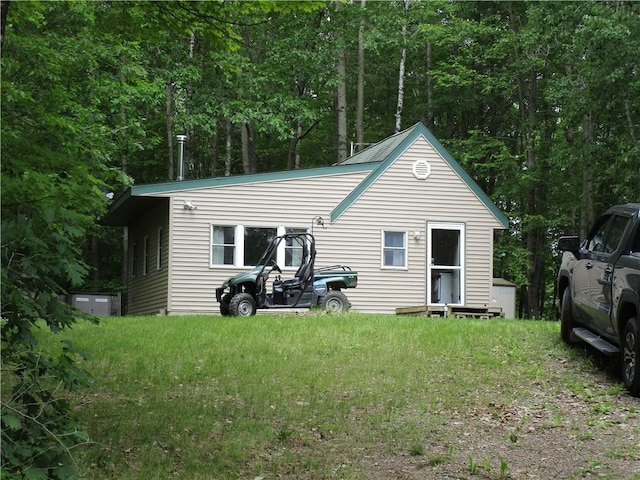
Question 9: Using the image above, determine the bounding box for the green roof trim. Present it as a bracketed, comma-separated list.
[133, 162, 375, 196]
[330, 122, 509, 228]
[108, 162, 375, 211]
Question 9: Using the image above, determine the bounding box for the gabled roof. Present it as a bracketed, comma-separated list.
[330, 122, 509, 228]
[103, 122, 508, 229]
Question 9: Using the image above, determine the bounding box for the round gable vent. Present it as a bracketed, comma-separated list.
[412, 160, 431, 180]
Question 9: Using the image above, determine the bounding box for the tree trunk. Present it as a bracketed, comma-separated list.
[120, 53, 128, 292]
[425, 41, 434, 130]
[166, 81, 174, 180]
[395, 0, 409, 133]
[241, 122, 257, 174]
[356, 0, 366, 150]
[224, 120, 232, 176]
[336, 2, 348, 161]
[211, 122, 218, 177]
[580, 112, 595, 238]
[523, 73, 543, 319]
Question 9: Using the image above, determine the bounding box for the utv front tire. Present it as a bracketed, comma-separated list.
[622, 317, 639, 397]
[560, 288, 576, 345]
[229, 293, 257, 317]
[220, 294, 231, 316]
[319, 291, 350, 313]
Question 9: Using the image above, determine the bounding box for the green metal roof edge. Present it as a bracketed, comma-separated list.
[108, 162, 377, 209]
[330, 122, 509, 228]
[132, 162, 375, 196]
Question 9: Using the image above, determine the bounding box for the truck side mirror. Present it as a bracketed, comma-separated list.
[557, 235, 580, 254]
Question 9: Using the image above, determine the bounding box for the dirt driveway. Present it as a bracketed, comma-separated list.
[361, 353, 640, 480]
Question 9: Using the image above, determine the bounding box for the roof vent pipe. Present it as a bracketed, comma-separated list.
[176, 134, 188, 181]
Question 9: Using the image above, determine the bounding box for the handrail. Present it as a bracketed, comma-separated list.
[315, 265, 353, 272]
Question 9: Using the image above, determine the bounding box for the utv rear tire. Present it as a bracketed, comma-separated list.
[229, 293, 257, 317]
[560, 288, 576, 345]
[622, 317, 639, 397]
[319, 291, 350, 313]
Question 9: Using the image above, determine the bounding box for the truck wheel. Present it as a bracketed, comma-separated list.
[622, 317, 639, 397]
[220, 294, 231, 316]
[319, 290, 350, 313]
[560, 288, 576, 345]
[229, 293, 257, 317]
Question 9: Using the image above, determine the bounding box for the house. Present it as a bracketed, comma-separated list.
[103, 122, 509, 315]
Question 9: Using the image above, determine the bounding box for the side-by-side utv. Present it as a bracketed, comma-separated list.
[216, 233, 357, 316]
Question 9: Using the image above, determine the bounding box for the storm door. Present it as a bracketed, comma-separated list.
[427, 223, 465, 305]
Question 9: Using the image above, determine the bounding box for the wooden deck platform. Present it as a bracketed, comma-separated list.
[395, 304, 503, 319]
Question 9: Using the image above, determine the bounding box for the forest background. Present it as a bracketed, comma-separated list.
[1, 1, 639, 477]
[2, 0, 640, 320]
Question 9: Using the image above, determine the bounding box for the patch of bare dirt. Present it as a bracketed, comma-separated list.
[359, 356, 640, 480]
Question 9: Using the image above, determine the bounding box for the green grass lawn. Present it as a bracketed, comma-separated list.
[41, 313, 637, 479]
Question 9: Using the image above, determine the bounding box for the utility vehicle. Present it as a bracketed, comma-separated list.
[216, 233, 357, 316]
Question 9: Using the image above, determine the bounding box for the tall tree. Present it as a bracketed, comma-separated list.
[335, 1, 349, 161]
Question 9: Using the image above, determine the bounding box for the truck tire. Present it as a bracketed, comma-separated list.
[319, 290, 350, 313]
[229, 293, 257, 317]
[560, 288, 576, 345]
[622, 317, 639, 397]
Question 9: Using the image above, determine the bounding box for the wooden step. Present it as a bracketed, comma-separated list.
[396, 305, 503, 318]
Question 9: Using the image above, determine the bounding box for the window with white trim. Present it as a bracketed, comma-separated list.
[382, 230, 407, 268]
[211, 226, 235, 265]
[210, 225, 309, 267]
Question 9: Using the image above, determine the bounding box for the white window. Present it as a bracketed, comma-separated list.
[157, 227, 163, 270]
[285, 228, 308, 267]
[211, 226, 236, 265]
[210, 225, 309, 268]
[382, 230, 407, 268]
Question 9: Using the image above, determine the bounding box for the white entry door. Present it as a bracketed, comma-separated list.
[427, 223, 465, 305]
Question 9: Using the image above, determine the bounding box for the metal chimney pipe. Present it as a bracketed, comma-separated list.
[176, 134, 188, 181]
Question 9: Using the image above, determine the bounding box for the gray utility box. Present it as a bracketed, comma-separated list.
[70, 293, 121, 317]
[490, 278, 516, 319]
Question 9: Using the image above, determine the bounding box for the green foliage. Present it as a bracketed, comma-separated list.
[0, 204, 99, 478]
[1, 1, 106, 476]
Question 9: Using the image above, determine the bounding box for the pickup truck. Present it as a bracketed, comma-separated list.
[557, 203, 640, 396]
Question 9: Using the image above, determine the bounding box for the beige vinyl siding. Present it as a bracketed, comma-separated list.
[315, 136, 503, 313]
[128, 203, 169, 315]
[161, 170, 370, 314]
